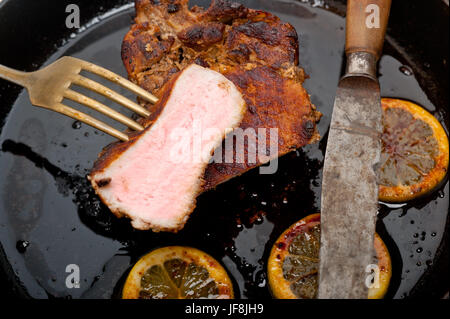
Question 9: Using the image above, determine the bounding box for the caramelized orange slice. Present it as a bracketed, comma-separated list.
[267, 214, 392, 299]
[379, 98, 449, 202]
[122, 246, 234, 299]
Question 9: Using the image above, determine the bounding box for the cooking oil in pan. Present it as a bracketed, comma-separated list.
[0, 1, 448, 299]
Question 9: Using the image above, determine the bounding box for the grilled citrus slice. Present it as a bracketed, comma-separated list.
[122, 246, 234, 299]
[267, 213, 392, 299]
[379, 98, 449, 202]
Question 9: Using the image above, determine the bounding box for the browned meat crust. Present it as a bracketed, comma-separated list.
[202, 65, 320, 190]
[93, 0, 320, 193]
[121, 0, 307, 90]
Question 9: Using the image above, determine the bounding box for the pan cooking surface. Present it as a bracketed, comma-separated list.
[0, 0, 448, 299]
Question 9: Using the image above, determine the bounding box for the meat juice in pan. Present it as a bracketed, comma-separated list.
[0, 1, 447, 299]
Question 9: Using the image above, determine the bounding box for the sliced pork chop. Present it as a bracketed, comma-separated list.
[89, 64, 245, 231]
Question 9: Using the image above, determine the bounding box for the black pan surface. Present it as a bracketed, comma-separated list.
[0, 0, 448, 299]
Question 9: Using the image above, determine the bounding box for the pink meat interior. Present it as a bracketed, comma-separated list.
[91, 64, 245, 230]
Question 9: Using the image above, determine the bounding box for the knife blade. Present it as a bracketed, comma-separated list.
[318, 0, 391, 299]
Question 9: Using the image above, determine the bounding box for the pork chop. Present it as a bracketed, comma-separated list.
[89, 64, 245, 231]
[121, 0, 321, 190]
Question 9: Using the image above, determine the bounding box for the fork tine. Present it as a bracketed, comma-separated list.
[64, 89, 144, 131]
[72, 75, 151, 117]
[53, 103, 129, 142]
[77, 59, 159, 104]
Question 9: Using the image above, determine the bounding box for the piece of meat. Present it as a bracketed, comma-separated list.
[202, 65, 319, 189]
[89, 64, 245, 231]
[119, 0, 321, 191]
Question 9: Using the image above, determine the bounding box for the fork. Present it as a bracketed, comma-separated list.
[0, 56, 158, 141]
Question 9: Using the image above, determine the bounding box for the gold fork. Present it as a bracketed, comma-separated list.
[0, 56, 158, 141]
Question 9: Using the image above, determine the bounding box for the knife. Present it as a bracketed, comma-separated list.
[318, 0, 391, 299]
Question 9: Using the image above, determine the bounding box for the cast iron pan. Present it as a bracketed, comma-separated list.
[0, 0, 448, 299]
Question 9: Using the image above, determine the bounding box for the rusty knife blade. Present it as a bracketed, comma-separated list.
[317, 74, 382, 299]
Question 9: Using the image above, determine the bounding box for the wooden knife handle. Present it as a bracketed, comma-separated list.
[345, 0, 392, 60]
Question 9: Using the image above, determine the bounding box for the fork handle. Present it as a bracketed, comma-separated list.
[0, 64, 31, 87]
